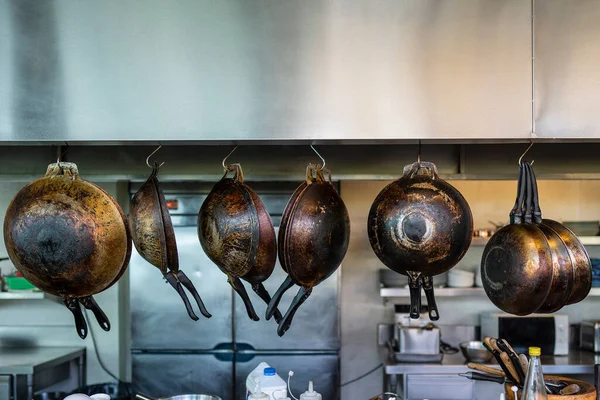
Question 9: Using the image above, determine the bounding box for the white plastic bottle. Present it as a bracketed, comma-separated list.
[261, 367, 287, 399]
[299, 381, 322, 400]
[249, 378, 270, 400]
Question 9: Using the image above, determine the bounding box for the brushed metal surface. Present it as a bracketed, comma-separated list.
[130, 227, 233, 350]
[0, 0, 531, 141]
[234, 259, 340, 350]
[132, 353, 232, 400]
[535, 0, 600, 138]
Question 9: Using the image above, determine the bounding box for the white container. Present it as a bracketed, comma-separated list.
[299, 381, 322, 400]
[447, 269, 475, 288]
[246, 363, 287, 400]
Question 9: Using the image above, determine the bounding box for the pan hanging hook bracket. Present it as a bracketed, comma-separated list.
[222, 145, 239, 169]
[518, 142, 534, 166]
[310, 145, 326, 169]
[417, 140, 422, 165]
[146, 145, 165, 169]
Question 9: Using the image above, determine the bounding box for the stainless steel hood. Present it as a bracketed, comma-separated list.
[0, 1, 598, 143]
[0, 0, 533, 142]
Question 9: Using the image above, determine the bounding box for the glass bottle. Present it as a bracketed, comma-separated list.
[520, 346, 547, 400]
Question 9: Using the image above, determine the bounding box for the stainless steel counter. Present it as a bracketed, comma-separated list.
[0, 346, 86, 400]
[380, 347, 597, 375]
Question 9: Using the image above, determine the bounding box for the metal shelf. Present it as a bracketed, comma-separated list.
[381, 286, 600, 302]
[471, 236, 600, 246]
[0, 292, 45, 300]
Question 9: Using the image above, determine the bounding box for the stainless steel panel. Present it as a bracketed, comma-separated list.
[1, 1, 531, 142]
[132, 353, 232, 400]
[235, 353, 339, 400]
[130, 227, 233, 350]
[406, 374, 473, 400]
[235, 265, 340, 350]
[535, 1, 600, 138]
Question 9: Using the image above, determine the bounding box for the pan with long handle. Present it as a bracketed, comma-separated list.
[4, 162, 131, 339]
[368, 161, 473, 320]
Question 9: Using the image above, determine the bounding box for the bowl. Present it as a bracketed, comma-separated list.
[459, 341, 494, 363]
[447, 269, 475, 288]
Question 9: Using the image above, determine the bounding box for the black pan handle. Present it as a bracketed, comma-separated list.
[265, 275, 294, 321]
[176, 270, 212, 318]
[525, 163, 542, 224]
[79, 296, 111, 331]
[229, 276, 259, 321]
[252, 283, 283, 324]
[277, 286, 313, 337]
[407, 272, 422, 319]
[523, 162, 533, 224]
[510, 163, 527, 224]
[64, 298, 88, 339]
[165, 272, 199, 321]
[421, 275, 439, 321]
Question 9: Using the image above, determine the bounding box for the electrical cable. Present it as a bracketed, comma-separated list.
[83, 308, 127, 383]
[340, 363, 384, 387]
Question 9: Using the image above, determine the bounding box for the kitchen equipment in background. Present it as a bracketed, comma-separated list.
[481, 313, 569, 355]
[267, 159, 350, 337]
[368, 154, 473, 321]
[379, 269, 447, 288]
[199, 153, 281, 323]
[504, 376, 596, 400]
[396, 325, 440, 355]
[3, 161, 131, 339]
[130, 183, 340, 400]
[3, 275, 37, 292]
[562, 221, 600, 237]
[459, 341, 494, 363]
[447, 269, 475, 288]
[129, 152, 211, 321]
[580, 321, 600, 352]
[137, 394, 222, 400]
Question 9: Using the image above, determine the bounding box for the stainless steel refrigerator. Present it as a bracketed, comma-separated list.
[129, 182, 340, 400]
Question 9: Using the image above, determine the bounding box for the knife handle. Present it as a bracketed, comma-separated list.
[467, 363, 505, 377]
[518, 354, 529, 374]
[501, 351, 521, 385]
[459, 371, 505, 384]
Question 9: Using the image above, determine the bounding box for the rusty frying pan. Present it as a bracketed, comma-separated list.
[198, 163, 282, 323]
[367, 161, 473, 320]
[266, 164, 350, 336]
[481, 162, 554, 315]
[524, 162, 574, 313]
[3, 162, 131, 339]
[129, 163, 211, 321]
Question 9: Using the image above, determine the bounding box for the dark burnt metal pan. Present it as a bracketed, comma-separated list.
[198, 162, 281, 323]
[267, 164, 350, 336]
[4, 162, 131, 339]
[368, 161, 473, 320]
[130, 163, 211, 321]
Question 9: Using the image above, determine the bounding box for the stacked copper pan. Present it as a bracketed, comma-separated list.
[481, 162, 592, 315]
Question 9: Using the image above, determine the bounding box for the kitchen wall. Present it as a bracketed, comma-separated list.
[0, 181, 125, 386]
[339, 179, 600, 400]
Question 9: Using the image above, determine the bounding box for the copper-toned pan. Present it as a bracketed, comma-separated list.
[266, 164, 350, 336]
[4, 162, 131, 338]
[129, 163, 211, 320]
[199, 163, 281, 323]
